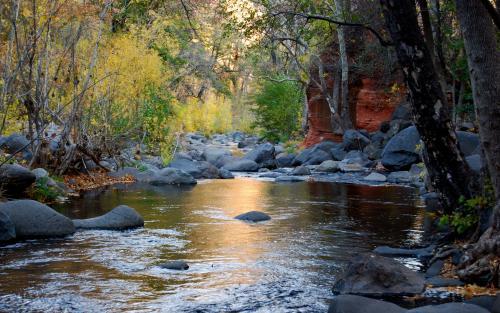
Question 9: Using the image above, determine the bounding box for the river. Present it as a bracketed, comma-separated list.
[0, 178, 425, 312]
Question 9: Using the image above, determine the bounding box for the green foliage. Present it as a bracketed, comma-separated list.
[439, 185, 495, 234]
[251, 78, 303, 143]
[30, 177, 61, 203]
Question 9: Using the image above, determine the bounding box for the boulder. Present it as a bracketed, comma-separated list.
[0, 133, 30, 155]
[0, 200, 75, 238]
[235, 211, 271, 222]
[196, 161, 220, 179]
[315, 141, 339, 152]
[328, 295, 405, 313]
[302, 148, 332, 165]
[31, 168, 49, 180]
[291, 166, 311, 176]
[159, 261, 189, 270]
[291, 148, 312, 166]
[338, 162, 364, 172]
[218, 168, 234, 179]
[317, 160, 340, 173]
[168, 158, 202, 178]
[109, 167, 141, 179]
[457, 131, 480, 157]
[73, 205, 144, 230]
[343, 130, 371, 151]
[363, 172, 387, 182]
[381, 126, 421, 171]
[331, 145, 347, 161]
[214, 155, 237, 168]
[0, 164, 36, 195]
[387, 171, 412, 184]
[466, 294, 500, 313]
[259, 172, 282, 178]
[363, 143, 383, 160]
[202, 147, 232, 165]
[150, 168, 197, 185]
[332, 253, 425, 297]
[223, 159, 259, 172]
[465, 154, 483, 174]
[275, 153, 296, 167]
[0, 210, 16, 241]
[244, 143, 275, 164]
[407, 303, 489, 313]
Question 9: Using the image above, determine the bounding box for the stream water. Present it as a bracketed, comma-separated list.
[0, 178, 425, 312]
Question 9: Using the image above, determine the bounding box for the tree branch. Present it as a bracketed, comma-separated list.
[273, 11, 393, 47]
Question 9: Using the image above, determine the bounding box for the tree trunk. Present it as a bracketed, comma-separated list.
[334, 0, 352, 130]
[455, 0, 500, 287]
[380, 0, 474, 213]
[417, 0, 447, 97]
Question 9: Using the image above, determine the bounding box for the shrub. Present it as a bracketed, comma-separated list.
[251, 78, 303, 142]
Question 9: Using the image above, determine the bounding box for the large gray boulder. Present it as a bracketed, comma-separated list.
[0, 210, 16, 241]
[381, 126, 421, 171]
[197, 161, 220, 179]
[363, 172, 387, 182]
[150, 168, 197, 185]
[465, 154, 484, 174]
[244, 143, 275, 164]
[202, 147, 231, 165]
[218, 168, 234, 179]
[0, 164, 36, 195]
[168, 158, 201, 178]
[328, 295, 405, 313]
[292, 147, 331, 166]
[275, 153, 296, 168]
[0, 133, 30, 155]
[407, 303, 489, 313]
[332, 253, 425, 297]
[391, 102, 412, 121]
[223, 159, 259, 172]
[0, 200, 75, 238]
[73, 205, 144, 230]
[343, 130, 371, 151]
[317, 160, 340, 172]
[291, 166, 311, 176]
[456, 131, 479, 157]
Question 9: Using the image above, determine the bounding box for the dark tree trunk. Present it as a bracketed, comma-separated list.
[380, 0, 474, 213]
[455, 0, 500, 287]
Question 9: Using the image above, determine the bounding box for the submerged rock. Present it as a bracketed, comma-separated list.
[234, 211, 271, 222]
[332, 253, 425, 297]
[407, 302, 489, 313]
[0, 200, 75, 238]
[73, 205, 144, 230]
[275, 176, 307, 182]
[374, 245, 434, 258]
[328, 295, 405, 313]
[159, 260, 189, 270]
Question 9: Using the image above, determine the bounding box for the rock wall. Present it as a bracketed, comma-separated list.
[303, 31, 405, 147]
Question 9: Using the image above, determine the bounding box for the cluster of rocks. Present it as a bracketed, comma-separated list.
[329, 251, 499, 313]
[0, 200, 144, 242]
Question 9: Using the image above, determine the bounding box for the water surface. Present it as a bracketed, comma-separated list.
[0, 178, 425, 312]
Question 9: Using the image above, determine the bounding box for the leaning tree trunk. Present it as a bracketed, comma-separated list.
[455, 0, 500, 286]
[380, 0, 474, 213]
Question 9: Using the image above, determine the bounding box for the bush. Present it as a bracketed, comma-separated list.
[251, 78, 303, 142]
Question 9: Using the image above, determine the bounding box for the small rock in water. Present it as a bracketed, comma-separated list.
[275, 176, 307, 182]
[159, 261, 189, 270]
[235, 211, 271, 222]
[218, 168, 234, 179]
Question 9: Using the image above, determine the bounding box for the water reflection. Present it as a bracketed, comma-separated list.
[0, 178, 424, 312]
